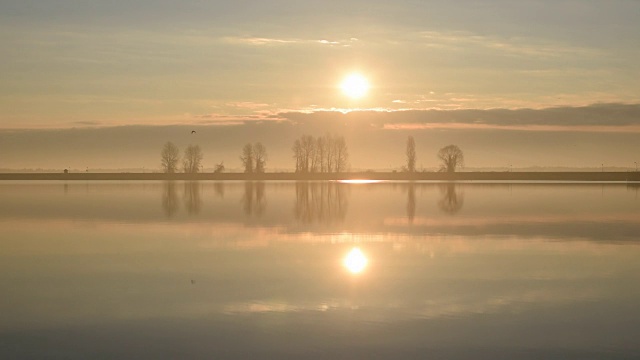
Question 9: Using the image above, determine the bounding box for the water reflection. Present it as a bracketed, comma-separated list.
[242, 181, 266, 216]
[183, 181, 202, 215]
[214, 181, 224, 198]
[438, 183, 464, 215]
[407, 183, 416, 224]
[295, 182, 347, 224]
[343, 247, 368, 274]
[3, 181, 640, 359]
[162, 181, 179, 217]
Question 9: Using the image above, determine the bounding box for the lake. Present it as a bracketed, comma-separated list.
[1, 181, 639, 359]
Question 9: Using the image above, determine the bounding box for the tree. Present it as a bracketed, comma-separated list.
[334, 136, 349, 172]
[214, 162, 225, 173]
[437, 144, 464, 173]
[293, 139, 303, 173]
[253, 142, 267, 173]
[183, 144, 203, 173]
[300, 135, 315, 173]
[160, 142, 180, 173]
[316, 136, 327, 173]
[240, 143, 254, 173]
[406, 136, 416, 172]
[292, 134, 349, 173]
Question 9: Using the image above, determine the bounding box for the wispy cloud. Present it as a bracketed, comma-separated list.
[222, 36, 354, 47]
[416, 30, 602, 59]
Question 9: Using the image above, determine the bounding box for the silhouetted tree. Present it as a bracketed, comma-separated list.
[293, 139, 303, 173]
[333, 136, 349, 172]
[240, 143, 254, 173]
[214, 162, 225, 173]
[182, 145, 203, 173]
[301, 135, 315, 173]
[437, 144, 464, 173]
[292, 134, 349, 173]
[316, 136, 327, 173]
[406, 136, 416, 172]
[253, 142, 267, 173]
[161, 142, 180, 173]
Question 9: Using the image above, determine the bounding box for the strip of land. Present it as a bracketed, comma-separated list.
[1, 172, 639, 181]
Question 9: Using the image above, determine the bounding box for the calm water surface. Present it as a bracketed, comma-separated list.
[1, 181, 639, 359]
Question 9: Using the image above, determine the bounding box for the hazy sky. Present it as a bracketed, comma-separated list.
[1, 1, 640, 169]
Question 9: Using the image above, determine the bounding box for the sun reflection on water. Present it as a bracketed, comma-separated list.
[343, 247, 368, 274]
[337, 179, 382, 184]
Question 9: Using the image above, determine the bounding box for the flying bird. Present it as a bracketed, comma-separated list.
[191, 130, 196, 134]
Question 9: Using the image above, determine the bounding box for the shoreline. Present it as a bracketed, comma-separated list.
[1, 172, 639, 182]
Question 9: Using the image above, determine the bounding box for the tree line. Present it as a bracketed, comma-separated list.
[160, 136, 463, 173]
[161, 142, 203, 174]
[292, 134, 349, 173]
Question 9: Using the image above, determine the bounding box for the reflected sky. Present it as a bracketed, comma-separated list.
[1, 181, 640, 359]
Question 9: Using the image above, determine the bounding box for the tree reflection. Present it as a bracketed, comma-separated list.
[407, 183, 416, 224]
[438, 183, 463, 215]
[214, 181, 225, 198]
[295, 182, 347, 224]
[242, 181, 266, 216]
[183, 181, 202, 215]
[162, 181, 179, 217]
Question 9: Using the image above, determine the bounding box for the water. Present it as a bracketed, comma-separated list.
[1, 181, 639, 359]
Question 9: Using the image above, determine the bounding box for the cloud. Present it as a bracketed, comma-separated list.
[416, 30, 601, 59]
[223, 36, 354, 47]
[277, 103, 640, 132]
[223, 36, 299, 46]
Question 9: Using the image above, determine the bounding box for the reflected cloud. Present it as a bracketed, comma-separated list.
[295, 182, 348, 224]
[438, 183, 464, 215]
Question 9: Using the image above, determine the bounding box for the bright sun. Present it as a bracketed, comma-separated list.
[340, 73, 369, 99]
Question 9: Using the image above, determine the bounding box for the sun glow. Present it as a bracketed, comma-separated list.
[343, 247, 368, 274]
[340, 73, 369, 99]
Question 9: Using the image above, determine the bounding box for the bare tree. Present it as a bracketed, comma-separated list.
[301, 135, 315, 173]
[253, 142, 267, 173]
[325, 134, 335, 173]
[160, 142, 180, 173]
[334, 136, 349, 172]
[183, 144, 203, 173]
[293, 139, 302, 173]
[406, 136, 416, 172]
[240, 143, 254, 173]
[316, 136, 327, 173]
[437, 144, 464, 173]
[292, 134, 349, 173]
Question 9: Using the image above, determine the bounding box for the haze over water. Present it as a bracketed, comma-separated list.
[1, 181, 639, 359]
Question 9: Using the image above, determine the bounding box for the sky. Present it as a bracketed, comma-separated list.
[1, 0, 640, 170]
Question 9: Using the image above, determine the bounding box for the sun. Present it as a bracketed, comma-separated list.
[340, 73, 369, 99]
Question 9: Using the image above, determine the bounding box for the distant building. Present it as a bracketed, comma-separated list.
[63, 169, 69, 174]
